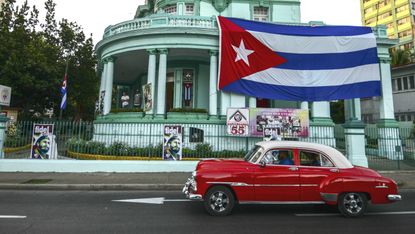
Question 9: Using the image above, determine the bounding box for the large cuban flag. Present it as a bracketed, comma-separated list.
[217, 16, 381, 101]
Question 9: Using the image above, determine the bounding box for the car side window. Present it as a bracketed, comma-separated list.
[261, 149, 294, 165]
[300, 151, 334, 167]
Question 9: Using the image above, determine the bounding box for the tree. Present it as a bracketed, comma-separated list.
[0, 0, 97, 120]
[391, 48, 412, 67]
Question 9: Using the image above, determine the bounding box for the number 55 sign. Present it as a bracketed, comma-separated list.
[227, 108, 249, 136]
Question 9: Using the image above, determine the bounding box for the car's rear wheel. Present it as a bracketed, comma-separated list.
[204, 186, 235, 216]
[338, 192, 368, 217]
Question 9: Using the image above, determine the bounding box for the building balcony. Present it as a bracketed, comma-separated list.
[103, 14, 218, 39]
[396, 8, 410, 19]
[397, 22, 412, 32]
[378, 4, 392, 14]
[364, 10, 378, 20]
[377, 16, 393, 25]
[363, 0, 377, 9]
[395, 0, 408, 8]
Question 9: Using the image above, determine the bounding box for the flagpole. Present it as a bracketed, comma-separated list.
[59, 59, 69, 120]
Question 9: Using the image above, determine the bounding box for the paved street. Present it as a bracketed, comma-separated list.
[1, 189, 415, 234]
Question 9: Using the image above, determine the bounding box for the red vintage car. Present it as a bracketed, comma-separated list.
[183, 141, 401, 217]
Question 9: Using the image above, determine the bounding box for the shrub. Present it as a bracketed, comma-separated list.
[168, 108, 207, 113]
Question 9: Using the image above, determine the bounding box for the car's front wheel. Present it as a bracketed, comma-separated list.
[338, 192, 368, 217]
[204, 186, 235, 216]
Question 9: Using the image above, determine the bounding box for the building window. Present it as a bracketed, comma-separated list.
[253, 6, 269, 21]
[164, 5, 177, 14]
[409, 75, 415, 89]
[408, 115, 412, 121]
[396, 5, 408, 14]
[397, 78, 402, 90]
[182, 69, 194, 108]
[400, 115, 406, 121]
[392, 79, 397, 91]
[365, 17, 376, 25]
[403, 77, 409, 90]
[378, 0, 390, 8]
[398, 29, 411, 38]
[378, 11, 392, 21]
[185, 4, 194, 15]
[397, 17, 410, 25]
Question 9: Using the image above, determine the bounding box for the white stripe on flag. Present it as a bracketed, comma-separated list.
[248, 31, 376, 54]
[242, 63, 380, 87]
[60, 94, 66, 108]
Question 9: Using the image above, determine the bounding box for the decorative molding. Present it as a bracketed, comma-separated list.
[105, 56, 117, 63]
[209, 50, 219, 56]
[147, 49, 158, 55]
[159, 48, 169, 54]
[212, 0, 229, 13]
[379, 57, 392, 64]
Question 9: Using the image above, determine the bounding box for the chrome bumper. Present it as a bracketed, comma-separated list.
[388, 194, 402, 201]
[182, 177, 202, 201]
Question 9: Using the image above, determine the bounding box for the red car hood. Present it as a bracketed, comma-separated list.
[196, 158, 249, 171]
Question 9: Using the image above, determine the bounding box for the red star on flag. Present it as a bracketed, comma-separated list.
[217, 16, 287, 90]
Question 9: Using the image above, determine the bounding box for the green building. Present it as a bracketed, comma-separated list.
[93, 0, 400, 167]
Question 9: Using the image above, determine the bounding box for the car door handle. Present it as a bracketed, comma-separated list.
[330, 168, 339, 173]
[289, 167, 298, 171]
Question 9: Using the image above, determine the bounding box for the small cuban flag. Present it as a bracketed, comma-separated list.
[217, 16, 381, 101]
[60, 73, 67, 110]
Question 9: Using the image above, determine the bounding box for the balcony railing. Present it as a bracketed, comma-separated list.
[103, 14, 218, 39]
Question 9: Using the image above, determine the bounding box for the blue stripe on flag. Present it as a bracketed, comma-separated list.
[222, 79, 381, 101]
[275, 48, 379, 70]
[227, 17, 373, 36]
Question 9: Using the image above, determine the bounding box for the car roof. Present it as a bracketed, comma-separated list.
[256, 141, 353, 169]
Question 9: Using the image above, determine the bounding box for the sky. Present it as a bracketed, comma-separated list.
[16, 0, 362, 45]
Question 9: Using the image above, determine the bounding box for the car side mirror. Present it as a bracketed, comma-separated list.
[260, 161, 266, 168]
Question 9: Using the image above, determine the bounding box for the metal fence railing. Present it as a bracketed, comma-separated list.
[3, 120, 415, 170]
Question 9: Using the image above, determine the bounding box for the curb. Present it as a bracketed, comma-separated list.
[0, 184, 183, 191]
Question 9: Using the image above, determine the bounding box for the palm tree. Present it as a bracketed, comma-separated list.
[391, 48, 412, 67]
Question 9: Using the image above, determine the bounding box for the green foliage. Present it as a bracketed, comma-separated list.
[67, 140, 245, 159]
[391, 49, 412, 67]
[330, 100, 345, 124]
[168, 108, 208, 113]
[0, 0, 97, 121]
[111, 108, 143, 113]
[4, 122, 30, 147]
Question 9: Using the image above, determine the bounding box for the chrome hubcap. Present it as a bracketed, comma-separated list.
[209, 191, 228, 212]
[343, 193, 363, 214]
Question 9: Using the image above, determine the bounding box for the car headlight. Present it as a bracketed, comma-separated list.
[192, 171, 197, 177]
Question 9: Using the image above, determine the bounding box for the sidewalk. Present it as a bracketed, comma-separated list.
[0, 172, 191, 190]
[0, 171, 415, 191]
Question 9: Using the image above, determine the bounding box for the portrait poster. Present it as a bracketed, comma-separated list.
[143, 83, 152, 112]
[250, 108, 309, 138]
[30, 124, 54, 159]
[226, 108, 249, 136]
[0, 85, 11, 106]
[163, 125, 183, 161]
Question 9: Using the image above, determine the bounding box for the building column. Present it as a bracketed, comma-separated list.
[308, 101, 335, 147]
[98, 60, 108, 115]
[156, 49, 168, 117]
[145, 49, 157, 117]
[374, 26, 403, 161]
[220, 92, 231, 117]
[300, 101, 309, 111]
[0, 114, 9, 159]
[174, 69, 183, 109]
[103, 56, 115, 115]
[343, 99, 368, 167]
[209, 50, 218, 117]
[249, 97, 256, 108]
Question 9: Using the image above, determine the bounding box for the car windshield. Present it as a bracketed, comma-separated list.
[244, 145, 264, 163]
